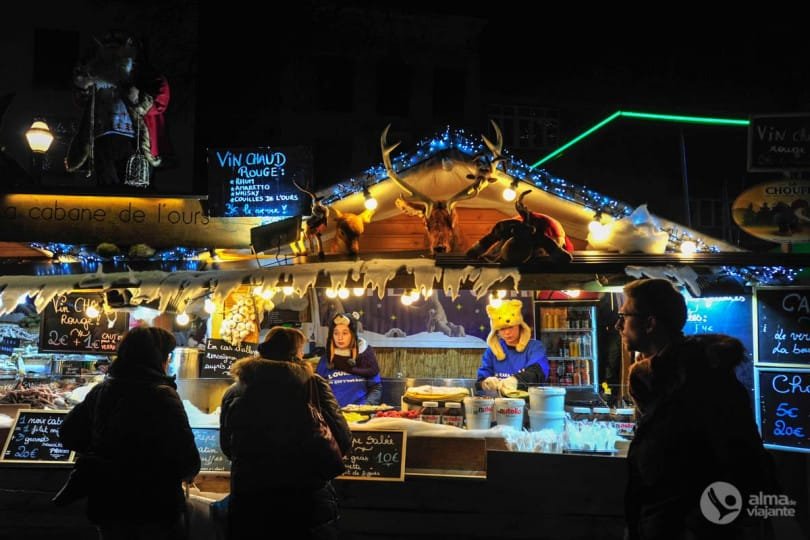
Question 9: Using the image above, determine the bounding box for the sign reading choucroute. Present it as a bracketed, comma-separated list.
[731, 180, 810, 244]
[0, 194, 262, 248]
[338, 429, 406, 481]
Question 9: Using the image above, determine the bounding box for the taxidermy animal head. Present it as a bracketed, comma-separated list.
[381, 121, 504, 255]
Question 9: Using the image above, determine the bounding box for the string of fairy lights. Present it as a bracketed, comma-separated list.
[11, 127, 799, 286]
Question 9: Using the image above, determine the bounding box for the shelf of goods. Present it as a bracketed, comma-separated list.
[537, 304, 598, 391]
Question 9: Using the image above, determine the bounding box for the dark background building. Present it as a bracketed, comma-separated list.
[2, 2, 808, 248]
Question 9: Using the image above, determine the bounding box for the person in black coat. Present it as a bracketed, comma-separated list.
[619, 278, 775, 540]
[220, 326, 352, 540]
[60, 325, 201, 540]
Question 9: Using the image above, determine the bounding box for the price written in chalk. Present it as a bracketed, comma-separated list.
[1, 410, 74, 463]
[758, 369, 810, 452]
[339, 429, 406, 482]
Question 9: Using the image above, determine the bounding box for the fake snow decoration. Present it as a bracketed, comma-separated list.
[587, 204, 669, 254]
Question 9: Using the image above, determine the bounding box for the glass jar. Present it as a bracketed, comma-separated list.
[419, 401, 442, 424]
[612, 407, 636, 438]
[441, 402, 463, 428]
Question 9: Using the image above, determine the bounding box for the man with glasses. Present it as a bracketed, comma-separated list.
[619, 278, 774, 540]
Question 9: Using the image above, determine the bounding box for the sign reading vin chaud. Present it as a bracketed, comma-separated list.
[748, 113, 810, 172]
[0, 194, 262, 248]
[731, 180, 810, 244]
[208, 146, 311, 219]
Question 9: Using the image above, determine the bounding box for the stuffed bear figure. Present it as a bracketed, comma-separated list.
[485, 299, 532, 361]
[65, 31, 169, 187]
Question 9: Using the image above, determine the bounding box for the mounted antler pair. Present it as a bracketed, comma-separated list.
[381, 121, 504, 255]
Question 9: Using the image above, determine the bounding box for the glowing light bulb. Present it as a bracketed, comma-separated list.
[400, 294, 414, 306]
[364, 197, 378, 210]
[325, 288, 338, 298]
[204, 298, 216, 314]
[502, 187, 517, 202]
[680, 240, 697, 255]
[253, 286, 263, 296]
[353, 287, 366, 297]
[282, 285, 295, 296]
[261, 288, 275, 299]
[588, 220, 602, 234]
[408, 289, 420, 301]
[176, 312, 190, 325]
[337, 288, 349, 299]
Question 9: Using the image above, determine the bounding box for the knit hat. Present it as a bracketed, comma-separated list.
[327, 312, 360, 368]
[485, 299, 531, 361]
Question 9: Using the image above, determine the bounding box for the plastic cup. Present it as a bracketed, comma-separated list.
[463, 397, 494, 430]
[494, 398, 525, 430]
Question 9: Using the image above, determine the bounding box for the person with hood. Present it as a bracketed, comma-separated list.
[59, 325, 200, 540]
[619, 278, 775, 540]
[220, 326, 352, 540]
[316, 312, 382, 407]
[476, 299, 548, 396]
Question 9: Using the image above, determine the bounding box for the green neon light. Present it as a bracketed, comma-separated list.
[529, 110, 750, 169]
[620, 111, 749, 126]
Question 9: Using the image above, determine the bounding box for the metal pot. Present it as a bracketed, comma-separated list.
[170, 347, 200, 379]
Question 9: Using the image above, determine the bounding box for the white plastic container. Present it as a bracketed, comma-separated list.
[528, 386, 566, 413]
[528, 410, 566, 433]
[463, 397, 494, 430]
[494, 397, 525, 430]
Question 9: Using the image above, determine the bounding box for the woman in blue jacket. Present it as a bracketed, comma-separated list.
[316, 312, 382, 407]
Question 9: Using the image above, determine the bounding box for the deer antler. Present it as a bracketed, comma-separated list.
[381, 124, 434, 215]
[516, 190, 533, 219]
[292, 179, 318, 203]
[482, 119, 503, 159]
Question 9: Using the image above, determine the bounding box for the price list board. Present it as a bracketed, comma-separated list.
[338, 429, 406, 482]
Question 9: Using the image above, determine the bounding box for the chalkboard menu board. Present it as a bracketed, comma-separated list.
[200, 339, 257, 378]
[1, 409, 74, 463]
[755, 287, 810, 366]
[685, 295, 753, 354]
[756, 369, 810, 453]
[192, 427, 231, 472]
[39, 292, 129, 355]
[208, 146, 311, 218]
[339, 429, 406, 481]
[748, 114, 810, 172]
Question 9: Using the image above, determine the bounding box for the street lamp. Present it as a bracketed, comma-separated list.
[25, 120, 54, 186]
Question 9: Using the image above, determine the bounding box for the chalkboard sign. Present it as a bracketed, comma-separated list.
[748, 114, 810, 171]
[1, 409, 74, 463]
[39, 292, 129, 355]
[685, 295, 753, 354]
[192, 427, 231, 472]
[208, 146, 311, 218]
[755, 287, 810, 366]
[339, 429, 406, 482]
[756, 369, 810, 453]
[200, 339, 257, 378]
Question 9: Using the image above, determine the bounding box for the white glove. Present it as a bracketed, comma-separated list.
[481, 376, 500, 394]
[499, 376, 518, 394]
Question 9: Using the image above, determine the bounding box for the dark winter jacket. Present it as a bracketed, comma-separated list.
[220, 356, 352, 494]
[625, 334, 776, 540]
[60, 367, 200, 525]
